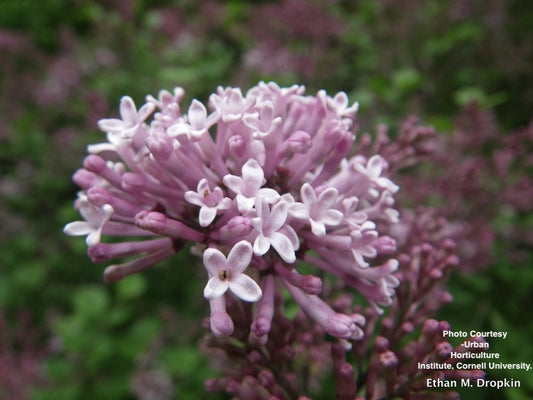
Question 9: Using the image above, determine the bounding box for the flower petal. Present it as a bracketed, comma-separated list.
[288, 202, 309, 220]
[184, 191, 203, 207]
[300, 183, 317, 205]
[86, 230, 103, 246]
[253, 235, 271, 256]
[199, 206, 217, 227]
[97, 118, 124, 133]
[241, 159, 264, 193]
[204, 277, 229, 300]
[197, 178, 210, 193]
[268, 201, 288, 232]
[188, 99, 207, 130]
[258, 188, 281, 204]
[222, 175, 243, 194]
[280, 225, 300, 251]
[203, 248, 227, 276]
[270, 232, 296, 263]
[229, 274, 262, 302]
[320, 209, 343, 226]
[63, 221, 93, 236]
[236, 194, 255, 213]
[227, 240, 253, 274]
[318, 187, 339, 209]
[367, 155, 383, 178]
[310, 219, 326, 236]
[119, 96, 137, 123]
[137, 102, 156, 122]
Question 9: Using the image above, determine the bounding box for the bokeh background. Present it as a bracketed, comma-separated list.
[1, 0, 532, 399]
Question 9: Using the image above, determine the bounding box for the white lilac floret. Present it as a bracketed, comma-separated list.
[202, 240, 262, 302]
[64, 82, 400, 343]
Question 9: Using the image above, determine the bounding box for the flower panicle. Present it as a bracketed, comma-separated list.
[64, 82, 400, 342]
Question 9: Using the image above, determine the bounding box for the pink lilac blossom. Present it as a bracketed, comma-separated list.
[64, 82, 401, 345]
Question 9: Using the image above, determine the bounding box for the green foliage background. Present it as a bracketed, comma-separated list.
[0, 0, 531, 399]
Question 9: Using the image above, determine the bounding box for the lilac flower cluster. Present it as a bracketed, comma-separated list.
[64, 82, 401, 345]
[199, 117, 490, 399]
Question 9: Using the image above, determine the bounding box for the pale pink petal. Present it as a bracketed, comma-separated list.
[268, 201, 288, 232]
[203, 248, 227, 276]
[333, 92, 349, 109]
[188, 99, 207, 130]
[223, 175, 243, 194]
[63, 221, 93, 236]
[97, 118, 124, 133]
[367, 155, 383, 178]
[204, 277, 229, 299]
[197, 178, 210, 193]
[137, 102, 156, 121]
[257, 188, 280, 203]
[310, 219, 326, 236]
[300, 183, 317, 205]
[119, 96, 137, 123]
[217, 197, 232, 210]
[229, 274, 262, 302]
[199, 206, 217, 227]
[167, 122, 190, 138]
[210, 186, 224, 203]
[86, 230, 103, 247]
[254, 196, 269, 220]
[236, 194, 255, 212]
[318, 187, 339, 209]
[253, 235, 271, 256]
[279, 225, 300, 250]
[241, 159, 264, 194]
[184, 191, 203, 207]
[227, 240, 253, 274]
[288, 203, 309, 219]
[270, 232, 296, 263]
[320, 209, 343, 226]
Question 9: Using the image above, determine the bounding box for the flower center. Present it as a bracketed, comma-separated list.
[218, 269, 230, 281]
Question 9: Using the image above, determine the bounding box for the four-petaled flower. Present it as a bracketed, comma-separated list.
[223, 159, 280, 212]
[289, 183, 343, 236]
[97, 96, 155, 138]
[354, 155, 399, 194]
[243, 100, 282, 138]
[168, 99, 219, 140]
[184, 178, 232, 227]
[203, 240, 262, 302]
[63, 194, 114, 246]
[252, 197, 299, 263]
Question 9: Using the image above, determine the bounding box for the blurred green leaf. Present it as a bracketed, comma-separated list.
[73, 285, 110, 319]
[116, 274, 147, 301]
[393, 68, 422, 93]
[161, 346, 202, 376]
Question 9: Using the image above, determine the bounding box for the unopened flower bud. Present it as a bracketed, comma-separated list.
[287, 130, 312, 154]
[213, 216, 253, 240]
[228, 135, 246, 158]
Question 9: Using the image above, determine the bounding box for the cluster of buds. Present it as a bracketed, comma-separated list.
[64, 82, 401, 346]
[353, 320, 486, 400]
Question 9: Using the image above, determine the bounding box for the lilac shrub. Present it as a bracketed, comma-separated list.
[0, 311, 50, 399]
[243, 0, 343, 80]
[64, 83, 484, 398]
